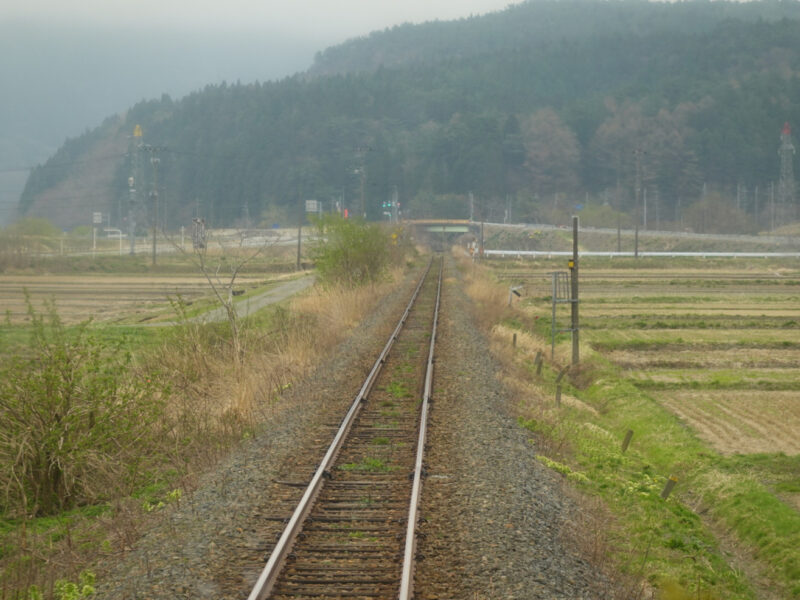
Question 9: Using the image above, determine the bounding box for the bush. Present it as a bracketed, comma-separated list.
[0, 297, 168, 516]
[311, 216, 392, 286]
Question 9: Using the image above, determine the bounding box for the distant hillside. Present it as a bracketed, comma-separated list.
[0, 21, 319, 226]
[309, 0, 800, 76]
[20, 0, 800, 233]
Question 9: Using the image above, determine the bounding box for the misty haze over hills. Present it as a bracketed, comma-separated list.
[12, 0, 800, 235]
[0, 22, 322, 225]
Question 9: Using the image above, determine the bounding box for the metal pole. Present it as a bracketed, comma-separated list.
[551, 273, 557, 360]
[634, 149, 641, 258]
[360, 169, 365, 219]
[296, 197, 303, 271]
[571, 216, 579, 366]
[151, 155, 159, 267]
[129, 185, 136, 255]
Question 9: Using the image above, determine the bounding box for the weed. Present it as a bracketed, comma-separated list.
[0, 296, 169, 517]
[385, 380, 412, 399]
[340, 458, 393, 472]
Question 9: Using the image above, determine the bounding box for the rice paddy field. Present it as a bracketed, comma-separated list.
[578, 265, 800, 463]
[489, 256, 800, 598]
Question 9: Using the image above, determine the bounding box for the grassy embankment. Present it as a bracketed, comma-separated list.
[461, 252, 800, 599]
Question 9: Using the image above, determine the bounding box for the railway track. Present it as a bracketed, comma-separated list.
[248, 257, 443, 600]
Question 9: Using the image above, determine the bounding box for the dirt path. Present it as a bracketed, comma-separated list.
[188, 275, 314, 323]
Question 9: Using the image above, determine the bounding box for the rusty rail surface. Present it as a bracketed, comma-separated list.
[248, 257, 442, 600]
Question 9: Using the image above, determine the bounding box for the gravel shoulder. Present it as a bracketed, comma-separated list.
[414, 259, 611, 599]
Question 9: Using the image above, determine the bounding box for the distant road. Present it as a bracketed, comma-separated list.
[192, 275, 315, 323]
[140, 275, 315, 327]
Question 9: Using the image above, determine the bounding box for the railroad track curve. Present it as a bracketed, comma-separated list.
[248, 256, 443, 600]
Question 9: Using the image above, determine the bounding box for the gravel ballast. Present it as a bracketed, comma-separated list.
[415, 260, 610, 598]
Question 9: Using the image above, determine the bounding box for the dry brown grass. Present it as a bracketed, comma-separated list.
[155, 270, 402, 423]
[656, 390, 800, 455]
[0, 270, 403, 600]
[606, 347, 800, 370]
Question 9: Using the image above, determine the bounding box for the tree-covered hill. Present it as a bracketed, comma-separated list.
[310, 0, 800, 76]
[20, 0, 800, 233]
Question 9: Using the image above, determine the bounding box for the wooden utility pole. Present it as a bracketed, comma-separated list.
[570, 215, 579, 366]
[634, 148, 642, 258]
[150, 154, 159, 266]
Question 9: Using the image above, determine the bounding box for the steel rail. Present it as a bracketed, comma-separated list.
[247, 259, 434, 600]
[399, 256, 443, 600]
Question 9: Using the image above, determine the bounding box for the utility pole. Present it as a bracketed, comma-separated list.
[359, 169, 366, 219]
[778, 122, 796, 220]
[654, 188, 660, 231]
[770, 181, 775, 231]
[296, 196, 303, 271]
[139, 142, 163, 265]
[634, 148, 643, 258]
[469, 192, 474, 222]
[754, 186, 760, 229]
[128, 124, 143, 255]
[243, 199, 251, 229]
[570, 215, 579, 366]
[150, 153, 160, 267]
[643, 187, 647, 230]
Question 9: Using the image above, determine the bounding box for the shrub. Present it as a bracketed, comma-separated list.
[310, 216, 391, 286]
[0, 297, 168, 516]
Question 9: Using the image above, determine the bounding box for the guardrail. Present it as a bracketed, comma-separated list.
[484, 250, 800, 259]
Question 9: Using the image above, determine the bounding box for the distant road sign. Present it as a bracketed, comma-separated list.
[305, 199, 319, 213]
[92, 212, 102, 224]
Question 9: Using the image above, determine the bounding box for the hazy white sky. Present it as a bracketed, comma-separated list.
[2, 1, 518, 36]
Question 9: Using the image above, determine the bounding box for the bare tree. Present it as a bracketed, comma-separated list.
[165, 227, 281, 366]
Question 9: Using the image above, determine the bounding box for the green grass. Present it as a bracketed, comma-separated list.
[340, 457, 394, 472]
[520, 341, 800, 598]
[502, 254, 800, 592]
[582, 315, 799, 331]
[384, 380, 413, 399]
[0, 321, 166, 362]
[0, 505, 110, 561]
[527, 362, 756, 597]
[630, 368, 800, 391]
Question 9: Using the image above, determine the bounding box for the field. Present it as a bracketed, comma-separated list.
[0, 245, 308, 327]
[576, 267, 800, 464]
[501, 261, 800, 459]
[485, 255, 800, 598]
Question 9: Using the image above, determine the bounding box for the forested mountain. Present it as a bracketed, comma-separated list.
[20, 0, 800, 233]
[310, 0, 800, 76]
